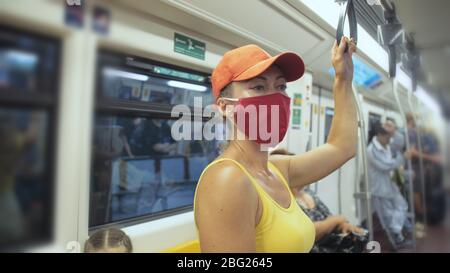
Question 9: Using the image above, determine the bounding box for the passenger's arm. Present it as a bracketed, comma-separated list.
[367, 147, 405, 172]
[314, 215, 347, 241]
[270, 37, 358, 188]
[411, 146, 442, 164]
[337, 222, 366, 235]
[195, 161, 258, 252]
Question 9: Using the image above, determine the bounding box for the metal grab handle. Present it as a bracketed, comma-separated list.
[336, 0, 358, 51]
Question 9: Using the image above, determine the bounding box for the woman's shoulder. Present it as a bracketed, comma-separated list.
[197, 158, 257, 200]
[195, 158, 259, 216]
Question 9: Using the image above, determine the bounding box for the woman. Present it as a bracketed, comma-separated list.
[194, 37, 357, 253]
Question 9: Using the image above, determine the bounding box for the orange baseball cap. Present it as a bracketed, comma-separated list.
[211, 44, 305, 100]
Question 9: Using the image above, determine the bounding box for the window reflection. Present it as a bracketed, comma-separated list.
[101, 67, 213, 107]
[0, 27, 59, 94]
[0, 109, 50, 249]
[90, 115, 219, 227]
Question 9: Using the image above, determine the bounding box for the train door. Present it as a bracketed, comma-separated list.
[278, 72, 313, 155]
[313, 94, 340, 215]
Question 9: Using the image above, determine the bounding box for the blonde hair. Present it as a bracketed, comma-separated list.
[84, 228, 132, 253]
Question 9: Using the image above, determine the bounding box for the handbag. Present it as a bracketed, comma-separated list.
[315, 229, 369, 253]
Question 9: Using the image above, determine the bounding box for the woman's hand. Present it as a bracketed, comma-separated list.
[332, 36, 356, 82]
[338, 222, 365, 235]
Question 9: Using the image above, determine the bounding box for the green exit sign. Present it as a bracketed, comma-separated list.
[292, 109, 302, 126]
[174, 33, 205, 60]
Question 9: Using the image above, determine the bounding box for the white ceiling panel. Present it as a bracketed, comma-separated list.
[166, 0, 324, 55]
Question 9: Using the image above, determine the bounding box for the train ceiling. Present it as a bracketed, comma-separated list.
[111, 0, 437, 113]
[392, 0, 450, 118]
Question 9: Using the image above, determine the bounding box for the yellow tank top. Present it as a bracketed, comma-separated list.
[194, 158, 315, 253]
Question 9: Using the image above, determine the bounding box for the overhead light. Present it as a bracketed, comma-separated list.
[167, 80, 207, 92]
[103, 67, 149, 81]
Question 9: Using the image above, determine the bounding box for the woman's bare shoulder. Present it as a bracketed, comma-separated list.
[195, 159, 259, 252]
[195, 159, 258, 211]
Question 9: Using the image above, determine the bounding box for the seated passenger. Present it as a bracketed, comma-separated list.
[270, 149, 367, 253]
[292, 186, 368, 253]
[367, 121, 413, 247]
[84, 228, 132, 253]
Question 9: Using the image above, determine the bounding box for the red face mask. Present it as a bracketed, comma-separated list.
[224, 92, 291, 147]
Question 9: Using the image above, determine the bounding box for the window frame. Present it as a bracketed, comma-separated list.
[90, 49, 213, 229]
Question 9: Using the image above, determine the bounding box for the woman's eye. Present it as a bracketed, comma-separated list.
[278, 84, 287, 91]
[251, 85, 266, 91]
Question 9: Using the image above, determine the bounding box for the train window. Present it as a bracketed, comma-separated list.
[0, 26, 59, 250]
[368, 112, 382, 133]
[324, 107, 334, 143]
[98, 51, 213, 107]
[90, 50, 219, 227]
[0, 27, 59, 96]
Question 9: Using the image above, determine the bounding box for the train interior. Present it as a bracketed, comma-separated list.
[0, 0, 449, 253]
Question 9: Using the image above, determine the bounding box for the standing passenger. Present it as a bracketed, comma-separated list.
[194, 37, 358, 252]
[367, 121, 412, 246]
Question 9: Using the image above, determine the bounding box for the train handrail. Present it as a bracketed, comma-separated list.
[392, 77, 417, 249]
[350, 84, 374, 242]
[407, 90, 427, 231]
[335, 0, 370, 238]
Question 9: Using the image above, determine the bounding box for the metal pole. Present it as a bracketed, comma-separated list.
[354, 128, 362, 219]
[407, 92, 427, 229]
[313, 87, 322, 194]
[351, 84, 373, 241]
[392, 78, 417, 249]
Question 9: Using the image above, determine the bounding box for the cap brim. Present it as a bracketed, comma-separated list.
[234, 52, 305, 83]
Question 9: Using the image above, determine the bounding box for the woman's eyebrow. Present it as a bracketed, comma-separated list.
[251, 76, 267, 81]
[247, 75, 286, 82]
